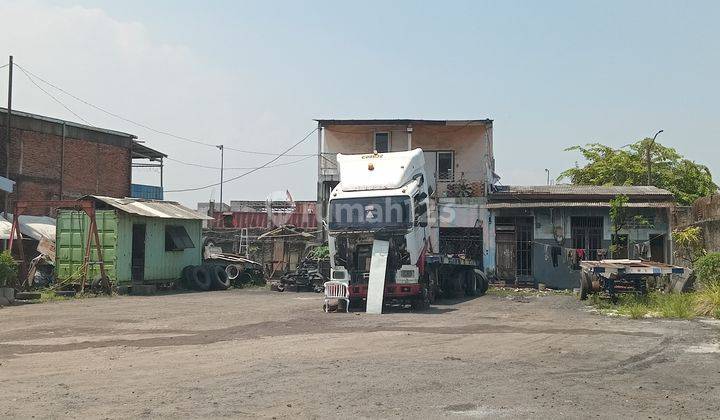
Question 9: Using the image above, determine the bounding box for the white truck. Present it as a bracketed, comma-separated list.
[326, 149, 488, 313]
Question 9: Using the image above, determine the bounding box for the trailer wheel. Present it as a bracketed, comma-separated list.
[189, 266, 212, 291]
[579, 271, 591, 300]
[208, 264, 230, 290]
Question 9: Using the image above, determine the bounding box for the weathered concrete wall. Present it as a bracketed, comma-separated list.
[672, 195, 720, 257]
[322, 123, 492, 197]
[488, 206, 672, 289]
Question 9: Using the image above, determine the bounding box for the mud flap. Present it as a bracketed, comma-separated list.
[366, 239, 389, 314]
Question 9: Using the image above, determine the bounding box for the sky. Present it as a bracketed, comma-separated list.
[1, 0, 718, 208]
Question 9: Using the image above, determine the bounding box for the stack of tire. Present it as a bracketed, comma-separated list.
[181, 264, 230, 291]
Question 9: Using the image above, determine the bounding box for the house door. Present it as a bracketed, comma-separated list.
[496, 228, 516, 281]
[650, 235, 665, 263]
[131, 224, 146, 282]
[495, 217, 534, 284]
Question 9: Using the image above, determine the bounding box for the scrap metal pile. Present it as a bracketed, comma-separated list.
[270, 254, 330, 293]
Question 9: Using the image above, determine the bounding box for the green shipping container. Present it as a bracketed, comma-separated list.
[55, 197, 206, 286]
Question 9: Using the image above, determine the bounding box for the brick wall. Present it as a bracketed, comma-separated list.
[0, 125, 131, 215]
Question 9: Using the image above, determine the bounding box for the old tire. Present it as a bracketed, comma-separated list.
[225, 264, 240, 281]
[208, 265, 230, 290]
[181, 265, 195, 288]
[189, 266, 212, 291]
[579, 272, 591, 300]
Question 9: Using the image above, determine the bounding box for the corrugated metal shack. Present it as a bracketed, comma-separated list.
[484, 185, 676, 289]
[56, 196, 212, 287]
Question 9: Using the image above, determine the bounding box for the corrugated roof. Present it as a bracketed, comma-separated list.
[485, 201, 675, 209]
[495, 185, 672, 196]
[1, 107, 136, 139]
[88, 196, 212, 220]
[315, 119, 492, 126]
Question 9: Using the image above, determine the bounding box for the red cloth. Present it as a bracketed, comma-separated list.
[576, 249, 585, 259]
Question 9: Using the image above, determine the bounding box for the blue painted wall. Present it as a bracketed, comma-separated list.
[488, 206, 672, 289]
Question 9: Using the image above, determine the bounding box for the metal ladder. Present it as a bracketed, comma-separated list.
[238, 228, 249, 258]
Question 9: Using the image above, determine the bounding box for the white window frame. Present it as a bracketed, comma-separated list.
[373, 132, 391, 153]
[436, 150, 455, 182]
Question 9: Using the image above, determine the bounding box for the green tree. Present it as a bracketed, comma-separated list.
[559, 139, 717, 205]
[609, 194, 649, 257]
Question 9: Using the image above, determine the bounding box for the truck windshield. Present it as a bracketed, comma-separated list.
[329, 196, 411, 231]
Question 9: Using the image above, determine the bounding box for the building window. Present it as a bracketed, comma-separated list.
[571, 217, 603, 262]
[374, 132, 390, 153]
[437, 151, 454, 181]
[165, 225, 195, 251]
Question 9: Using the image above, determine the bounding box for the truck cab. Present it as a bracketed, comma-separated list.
[326, 149, 433, 307]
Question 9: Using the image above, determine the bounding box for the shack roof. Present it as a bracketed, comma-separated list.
[315, 119, 492, 127]
[87, 196, 212, 220]
[489, 185, 674, 203]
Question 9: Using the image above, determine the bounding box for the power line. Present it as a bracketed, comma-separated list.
[165, 154, 315, 170]
[13, 61, 315, 157]
[165, 127, 318, 193]
[222, 146, 314, 157]
[15, 64, 93, 125]
[0, 63, 8, 70]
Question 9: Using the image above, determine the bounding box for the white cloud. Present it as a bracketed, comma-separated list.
[0, 1, 317, 206]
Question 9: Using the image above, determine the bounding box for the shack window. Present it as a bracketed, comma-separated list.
[437, 151, 454, 181]
[165, 225, 195, 251]
[374, 132, 390, 153]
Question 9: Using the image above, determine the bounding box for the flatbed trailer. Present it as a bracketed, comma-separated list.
[579, 259, 686, 301]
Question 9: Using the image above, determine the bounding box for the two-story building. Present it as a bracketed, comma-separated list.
[316, 118, 497, 266]
[315, 118, 677, 290]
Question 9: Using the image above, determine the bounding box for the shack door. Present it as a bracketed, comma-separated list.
[131, 224, 146, 282]
[496, 226, 516, 281]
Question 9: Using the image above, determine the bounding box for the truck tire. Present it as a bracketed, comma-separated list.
[579, 271, 591, 300]
[474, 270, 489, 296]
[188, 266, 212, 291]
[464, 269, 478, 296]
[208, 264, 230, 290]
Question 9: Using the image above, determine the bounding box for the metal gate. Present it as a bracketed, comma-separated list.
[571, 217, 603, 260]
[495, 217, 533, 283]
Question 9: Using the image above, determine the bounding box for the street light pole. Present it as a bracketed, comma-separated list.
[545, 169, 550, 185]
[217, 144, 224, 209]
[646, 130, 663, 186]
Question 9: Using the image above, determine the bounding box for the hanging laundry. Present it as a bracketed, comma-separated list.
[576, 248, 586, 260]
[551, 246, 562, 267]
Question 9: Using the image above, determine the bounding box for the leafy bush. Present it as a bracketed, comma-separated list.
[307, 245, 329, 260]
[695, 284, 720, 319]
[695, 252, 720, 288]
[0, 251, 18, 287]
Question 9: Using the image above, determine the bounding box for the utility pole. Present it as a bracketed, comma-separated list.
[3, 56, 12, 249]
[217, 144, 224, 211]
[4, 57, 12, 210]
[545, 169, 550, 186]
[646, 129, 663, 186]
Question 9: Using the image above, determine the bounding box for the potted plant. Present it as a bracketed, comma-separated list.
[0, 250, 18, 303]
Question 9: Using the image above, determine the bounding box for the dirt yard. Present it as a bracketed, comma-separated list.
[0, 289, 718, 419]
